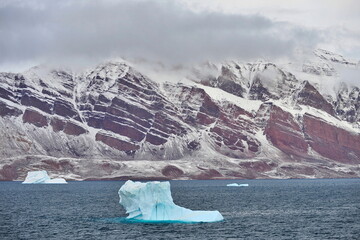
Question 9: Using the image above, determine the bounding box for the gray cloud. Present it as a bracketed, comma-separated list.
[0, 0, 321, 68]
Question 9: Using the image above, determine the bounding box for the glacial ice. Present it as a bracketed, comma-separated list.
[118, 180, 223, 223]
[227, 183, 249, 187]
[22, 170, 67, 184]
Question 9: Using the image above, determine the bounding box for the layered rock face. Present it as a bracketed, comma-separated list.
[303, 114, 360, 164]
[0, 50, 359, 181]
[263, 104, 308, 157]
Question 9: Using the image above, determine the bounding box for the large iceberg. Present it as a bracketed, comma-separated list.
[227, 183, 249, 187]
[118, 180, 223, 223]
[22, 170, 67, 184]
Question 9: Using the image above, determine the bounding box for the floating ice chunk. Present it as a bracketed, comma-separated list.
[22, 170, 67, 184]
[227, 183, 249, 187]
[22, 170, 50, 184]
[45, 178, 68, 184]
[227, 183, 238, 187]
[118, 180, 223, 223]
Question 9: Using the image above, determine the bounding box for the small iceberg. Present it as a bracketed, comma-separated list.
[118, 180, 223, 223]
[22, 170, 67, 184]
[227, 183, 249, 187]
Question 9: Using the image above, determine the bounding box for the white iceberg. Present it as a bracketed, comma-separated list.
[118, 180, 223, 223]
[227, 183, 249, 187]
[22, 170, 67, 184]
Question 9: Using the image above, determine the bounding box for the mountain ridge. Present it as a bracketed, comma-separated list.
[0, 49, 359, 181]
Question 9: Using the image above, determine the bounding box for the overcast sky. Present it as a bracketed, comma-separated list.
[0, 0, 359, 71]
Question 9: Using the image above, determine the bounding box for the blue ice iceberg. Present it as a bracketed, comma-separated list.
[118, 180, 223, 223]
[22, 170, 67, 184]
[227, 183, 249, 187]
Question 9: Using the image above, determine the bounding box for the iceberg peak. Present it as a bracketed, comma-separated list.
[118, 180, 223, 223]
[227, 183, 249, 187]
[22, 170, 67, 184]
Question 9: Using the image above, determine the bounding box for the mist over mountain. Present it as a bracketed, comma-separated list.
[2, 0, 360, 71]
[1, 0, 359, 181]
[0, 49, 359, 181]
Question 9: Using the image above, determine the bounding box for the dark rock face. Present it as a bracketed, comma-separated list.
[164, 84, 260, 158]
[63, 122, 87, 136]
[0, 165, 18, 181]
[102, 117, 146, 142]
[297, 81, 335, 116]
[95, 133, 140, 152]
[53, 100, 79, 119]
[0, 86, 15, 102]
[208, 103, 260, 158]
[21, 91, 53, 114]
[41, 159, 75, 171]
[197, 98, 220, 125]
[50, 117, 87, 136]
[248, 63, 298, 101]
[208, 66, 246, 97]
[0, 101, 22, 117]
[249, 77, 276, 101]
[50, 117, 66, 132]
[303, 113, 360, 164]
[196, 63, 248, 98]
[145, 133, 167, 146]
[22, 109, 48, 127]
[161, 165, 184, 178]
[264, 104, 308, 156]
[335, 86, 360, 123]
[76, 64, 190, 157]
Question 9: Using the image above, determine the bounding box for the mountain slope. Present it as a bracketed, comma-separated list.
[0, 50, 359, 181]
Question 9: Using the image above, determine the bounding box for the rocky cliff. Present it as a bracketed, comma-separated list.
[0, 50, 359, 181]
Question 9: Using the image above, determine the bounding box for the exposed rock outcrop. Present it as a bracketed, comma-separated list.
[0, 54, 359, 181]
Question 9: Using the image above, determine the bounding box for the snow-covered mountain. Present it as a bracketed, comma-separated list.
[0, 49, 359, 181]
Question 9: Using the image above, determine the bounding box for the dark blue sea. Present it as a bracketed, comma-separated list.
[1, 179, 359, 239]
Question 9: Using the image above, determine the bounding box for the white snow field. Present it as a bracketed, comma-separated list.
[118, 180, 224, 223]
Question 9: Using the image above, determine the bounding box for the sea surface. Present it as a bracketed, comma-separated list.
[1, 179, 359, 239]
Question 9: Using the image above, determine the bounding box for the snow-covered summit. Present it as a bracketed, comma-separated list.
[314, 49, 357, 66]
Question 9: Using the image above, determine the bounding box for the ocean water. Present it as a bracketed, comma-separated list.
[1, 179, 359, 239]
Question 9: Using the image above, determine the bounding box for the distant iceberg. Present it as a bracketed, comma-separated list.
[227, 183, 249, 187]
[22, 170, 67, 184]
[118, 180, 223, 223]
